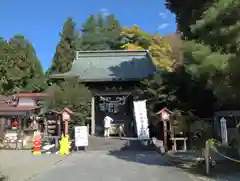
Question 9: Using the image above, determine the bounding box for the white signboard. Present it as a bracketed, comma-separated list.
[133, 100, 149, 140]
[74, 126, 88, 147]
[220, 117, 228, 146]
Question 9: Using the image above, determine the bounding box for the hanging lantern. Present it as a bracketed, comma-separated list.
[161, 111, 170, 121]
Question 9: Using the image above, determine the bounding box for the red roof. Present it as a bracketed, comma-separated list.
[12, 93, 49, 98]
[0, 93, 50, 113]
[61, 108, 73, 115]
[156, 107, 172, 115]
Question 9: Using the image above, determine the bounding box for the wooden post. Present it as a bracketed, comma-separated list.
[16, 116, 22, 150]
[0, 117, 5, 141]
[163, 120, 167, 149]
[44, 118, 48, 136]
[91, 96, 95, 135]
[183, 138, 187, 152]
[205, 141, 210, 175]
[57, 119, 61, 136]
[64, 121, 68, 136]
[173, 139, 177, 152]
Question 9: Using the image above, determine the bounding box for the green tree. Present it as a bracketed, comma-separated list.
[166, 0, 240, 55]
[142, 67, 215, 117]
[48, 17, 77, 74]
[165, 0, 240, 106]
[46, 78, 91, 136]
[0, 35, 44, 94]
[80, 14, 121, 50]
[165, 0, 214, 40]
[104, 14, 122, 49]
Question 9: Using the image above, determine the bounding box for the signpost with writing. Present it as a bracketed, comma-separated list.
[74, 126, 88, 151]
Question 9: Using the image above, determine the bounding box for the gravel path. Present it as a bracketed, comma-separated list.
[32, 151, 195, 181]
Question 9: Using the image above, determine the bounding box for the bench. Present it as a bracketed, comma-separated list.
[170, 137, 188, 152]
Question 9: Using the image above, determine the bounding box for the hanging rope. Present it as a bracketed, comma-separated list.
[211, 146, 240, 163]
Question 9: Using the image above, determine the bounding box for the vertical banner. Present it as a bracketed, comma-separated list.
[220, 117, 228, 146]
[133, 100, 149, 140]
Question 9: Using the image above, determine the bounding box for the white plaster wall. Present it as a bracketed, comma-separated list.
[18, 98, 36, 106]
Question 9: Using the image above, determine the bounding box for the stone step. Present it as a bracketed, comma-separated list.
[87, 136, 155, 151]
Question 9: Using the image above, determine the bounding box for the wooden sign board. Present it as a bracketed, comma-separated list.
[62, 111, 70, 121]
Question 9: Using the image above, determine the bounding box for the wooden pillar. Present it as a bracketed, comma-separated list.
[64, 121, 68, 136]
[57, 119, 61, 137]
[0, 117, 5, 141]
[44, 118, 48, 136]
[163, 120, 167, 150]
[91, 96, 95, 135]
[16, 116, 22, 150]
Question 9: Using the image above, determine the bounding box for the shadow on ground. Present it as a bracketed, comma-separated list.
[109, 140, 240, 180]
[108, 140, 172, 167]
[167, 152, 240, 180]
[108, 150, 173, 166]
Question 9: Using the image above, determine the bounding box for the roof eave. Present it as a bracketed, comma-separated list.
[79, 77, 148, 82]
[50, 72, 79, 79]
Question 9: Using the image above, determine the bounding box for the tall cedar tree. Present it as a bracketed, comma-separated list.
[80, 13, 121, 50]
[48, 17, 77, 74]
[46, 18, 91, 129]
[0, 35, 44, 94]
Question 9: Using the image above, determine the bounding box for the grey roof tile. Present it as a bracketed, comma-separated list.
[52, 50, 156, 81]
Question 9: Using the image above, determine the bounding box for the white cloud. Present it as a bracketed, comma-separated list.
[159, 12, 167, 19]
[100, 8, 110, 17]
[158, 23, 169, 30]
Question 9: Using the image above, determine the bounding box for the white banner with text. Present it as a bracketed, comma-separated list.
[133, 100, 149, 140]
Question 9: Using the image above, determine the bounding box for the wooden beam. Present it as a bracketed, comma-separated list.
[91, 96, 95, 135]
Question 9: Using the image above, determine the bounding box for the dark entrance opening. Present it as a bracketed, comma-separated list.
[94, 94, 135, 137]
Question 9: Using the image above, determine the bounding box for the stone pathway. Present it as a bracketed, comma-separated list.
[32, 151, 195, 181]
[0, 150, 65, 181]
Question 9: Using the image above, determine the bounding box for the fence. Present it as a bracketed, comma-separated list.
[205, 140, 240, 175]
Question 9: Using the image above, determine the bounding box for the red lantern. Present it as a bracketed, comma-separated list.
[12, 120, 19, 127]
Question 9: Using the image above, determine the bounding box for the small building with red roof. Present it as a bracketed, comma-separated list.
[0, 92, 49, 116]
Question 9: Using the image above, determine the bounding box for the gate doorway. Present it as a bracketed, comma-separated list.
[94, 94, 135, 137]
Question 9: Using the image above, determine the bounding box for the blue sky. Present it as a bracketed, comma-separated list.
[0, 0, 176, 70]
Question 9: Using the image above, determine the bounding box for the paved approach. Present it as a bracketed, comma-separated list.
[32, 151, 195, 181]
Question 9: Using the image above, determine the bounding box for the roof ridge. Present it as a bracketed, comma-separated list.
[75, 50, 149, 59]
[76, 49, 148, 53]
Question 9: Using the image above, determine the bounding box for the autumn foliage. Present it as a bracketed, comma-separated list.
[120, 25, 174, 72]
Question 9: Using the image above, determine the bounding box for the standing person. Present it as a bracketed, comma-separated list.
[104, 115, 113, 138]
